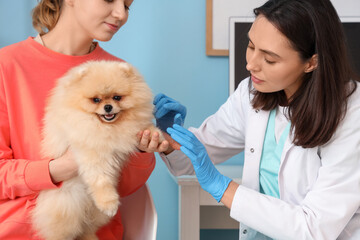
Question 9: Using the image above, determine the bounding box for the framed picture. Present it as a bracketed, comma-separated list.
[228, 17, 254, 94]
[206, 0, 360, 57]
[205, 0, 266, 56]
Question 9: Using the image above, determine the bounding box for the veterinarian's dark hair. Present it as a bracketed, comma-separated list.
[32, 0, 63, 34]
[250, 0, 359, 148]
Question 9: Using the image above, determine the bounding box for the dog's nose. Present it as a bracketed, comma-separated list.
[104, 104, 113, 113]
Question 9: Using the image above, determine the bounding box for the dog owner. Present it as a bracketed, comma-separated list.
[0, 0, 157, 239]
[139, 0, 360, 239]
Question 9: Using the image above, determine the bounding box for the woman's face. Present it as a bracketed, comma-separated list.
[246, 15, 309, 99]
[69, 0, 134, 41]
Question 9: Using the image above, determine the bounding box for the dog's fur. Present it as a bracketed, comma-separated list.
[31, 61, 161, 240]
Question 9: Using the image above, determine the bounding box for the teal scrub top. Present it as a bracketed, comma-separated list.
[259, 108, 291, 198]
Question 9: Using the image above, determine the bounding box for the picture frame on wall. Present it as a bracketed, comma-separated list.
[206, 0, 360, 57]
[205, 0, 266, 56]
[228, 17, 254, 94]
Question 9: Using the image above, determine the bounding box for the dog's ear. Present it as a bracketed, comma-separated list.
[60, 63, 89, 88]
[118, 62, 135, 78]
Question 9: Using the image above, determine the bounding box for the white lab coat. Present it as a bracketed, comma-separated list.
[161, 78, 360, 240]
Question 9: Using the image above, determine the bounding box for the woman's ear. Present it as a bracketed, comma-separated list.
[304, 54, 318, 73]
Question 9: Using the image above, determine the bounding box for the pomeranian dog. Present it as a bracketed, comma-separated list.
[31, 60, 162, 240]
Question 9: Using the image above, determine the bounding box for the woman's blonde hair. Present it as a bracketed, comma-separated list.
[32, 0, 63, 34]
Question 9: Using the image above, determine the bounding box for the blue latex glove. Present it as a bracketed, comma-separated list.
[167, 124, 232, 202]
[153, 93, 187, 132]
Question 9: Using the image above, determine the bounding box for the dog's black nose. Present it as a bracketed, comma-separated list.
[104, 104, 113, 113]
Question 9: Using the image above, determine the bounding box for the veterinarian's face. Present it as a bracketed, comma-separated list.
[69, 0, 133, 41]
[246, 15, 310, 99]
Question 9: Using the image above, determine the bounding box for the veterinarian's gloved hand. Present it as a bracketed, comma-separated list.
[153, 93, 187, 132]
[167, 124, 232, 202]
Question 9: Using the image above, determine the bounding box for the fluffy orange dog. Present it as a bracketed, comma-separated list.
[31, 61, 162, 240]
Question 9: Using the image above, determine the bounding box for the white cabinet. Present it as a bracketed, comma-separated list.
[173, 165, 243, 240]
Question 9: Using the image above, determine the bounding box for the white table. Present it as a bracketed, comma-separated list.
[173, 165, 243, 240]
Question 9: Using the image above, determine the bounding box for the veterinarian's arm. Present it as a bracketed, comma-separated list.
[168, 124, 232, 202]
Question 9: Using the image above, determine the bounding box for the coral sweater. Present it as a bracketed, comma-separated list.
[0, 37, 156, 239]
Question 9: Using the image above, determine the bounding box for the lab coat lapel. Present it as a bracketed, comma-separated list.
[242, 108, 269, 191]
[281, 131, 294, 163]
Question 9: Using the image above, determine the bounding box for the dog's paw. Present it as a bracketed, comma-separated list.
[78, 233, 99, 240]
[93, 193, 120, 217]
[98, 199, 120, 217]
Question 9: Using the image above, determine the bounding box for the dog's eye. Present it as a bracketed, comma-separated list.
[92, 98, 101, 103]
[113, 96, 122, 101]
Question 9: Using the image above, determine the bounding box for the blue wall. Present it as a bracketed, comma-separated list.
[0, 1, 243, 239]
[0, 1, 36, 47]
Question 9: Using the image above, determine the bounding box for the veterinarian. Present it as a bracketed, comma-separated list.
[0, 0, 157, 239]
[139, 0, 360, 239]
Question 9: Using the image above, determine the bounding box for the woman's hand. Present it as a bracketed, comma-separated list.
[167, 124, 232, 202]
[48, 149, 78, 184]
[137, 129, 181, 154]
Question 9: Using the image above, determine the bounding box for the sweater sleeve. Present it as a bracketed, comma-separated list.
[117, 152, 156, 197]
[0, 158, 58, 200]
[0, 64, 58, 200]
